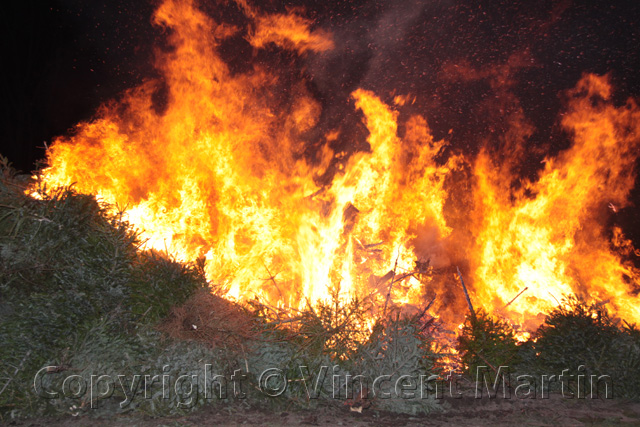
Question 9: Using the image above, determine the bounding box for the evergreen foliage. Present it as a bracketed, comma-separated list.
[457, 309, 520, 378]
[456, 296, 640, 400]
[0, 156, 207, 419]
[529, 296, 640, 399]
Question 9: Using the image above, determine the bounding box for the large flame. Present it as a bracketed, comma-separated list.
[471, 74, 640, 328]
[36, 0, 640, 331]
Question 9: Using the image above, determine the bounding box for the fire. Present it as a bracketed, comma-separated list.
[34, 0, 640, 332]
[471, 74, 640, 329]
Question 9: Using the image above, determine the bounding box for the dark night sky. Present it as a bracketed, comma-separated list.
[1, 0, 156, 171]
[2, 0, 640, 168]
[1, 0, 640, 241]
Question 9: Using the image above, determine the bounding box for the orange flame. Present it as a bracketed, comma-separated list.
[471, 73, 640, 329]
[35, 0, 640, 332]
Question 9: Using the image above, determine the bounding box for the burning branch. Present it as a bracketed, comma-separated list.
[261, 261, 283, 300]
[418, 296, 437, 332]
[456, 266, 476, 322]
[503, 287, 528, 309]
[383, 250, 401, 316]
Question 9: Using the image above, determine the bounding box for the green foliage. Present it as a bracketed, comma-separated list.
[248, 303, 443, 415]
[293, 292, 373, 360]
[530, 295, 640, 399]
[532, 296, 620, 371]
[352, 316, 442, 414]
[454, 296, 640, 400]
[128, 251, 208, 323]
[457, 309, 520, 378]
[0, 158, 207, 419]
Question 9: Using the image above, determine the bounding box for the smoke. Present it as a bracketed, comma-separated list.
[411, 221, 451, 269]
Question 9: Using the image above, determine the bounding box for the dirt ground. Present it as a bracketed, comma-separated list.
[11, 394, 640, 427]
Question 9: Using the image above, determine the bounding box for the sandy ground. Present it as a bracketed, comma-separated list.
[11, 394, 640, 427]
